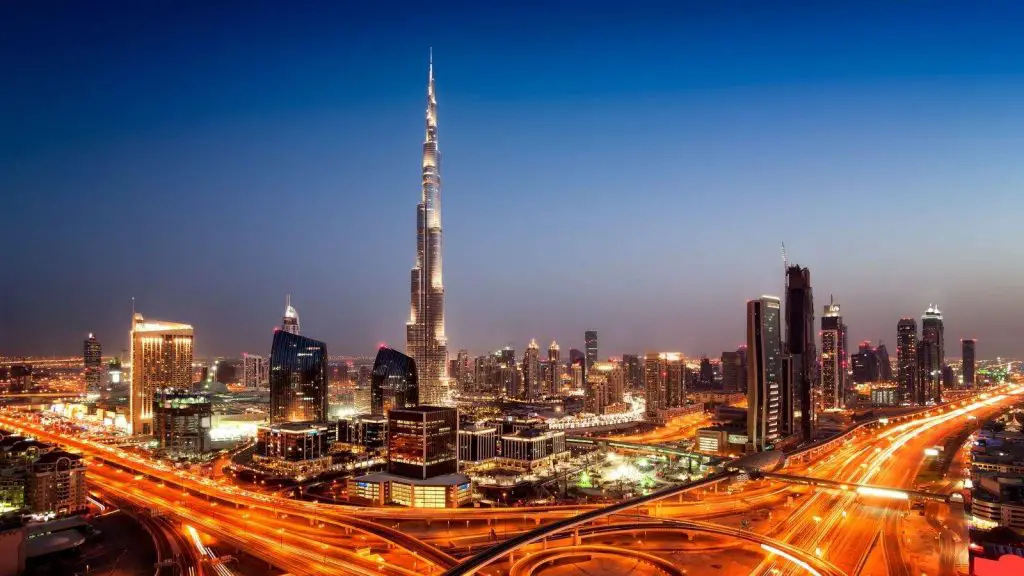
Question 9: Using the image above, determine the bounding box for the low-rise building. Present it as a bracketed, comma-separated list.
[497, 426, 568, 471]
[153, 390, 212, 457]
[254, 421, 337, 477]
[458, 424, 497, 466]
[25, 451, 86, 518]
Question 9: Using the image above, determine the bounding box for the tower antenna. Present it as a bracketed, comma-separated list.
[781, 242, 788, 271]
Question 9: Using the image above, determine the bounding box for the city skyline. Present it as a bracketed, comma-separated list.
[5, 3, 1024, 358]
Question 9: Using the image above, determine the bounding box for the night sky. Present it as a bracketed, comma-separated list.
[3, 2, 1024, 359]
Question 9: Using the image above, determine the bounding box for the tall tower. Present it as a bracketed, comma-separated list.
[920, 305, 945, 403]
[785, 265, 815, 441]
[83, 333, 103, 392]
[282, 294, 300, 335]
[406, 51, 450, 406]
[130, 313, 193, 435]
[962, 339, 976, 388]
[747, 296, 782, 451]
[896, 318, 918, 404]
[584, 331, 598, 375]
[547, 341, 561, 395]
[820, 297, 844, 410]
[523, 339, 542, 400]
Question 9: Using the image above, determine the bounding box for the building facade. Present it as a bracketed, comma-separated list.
[406, 54, 450, 406]
[268, 330, 328, 424]
[963, 338, 977, 388]
[584, 330, 598, 376]
[897, 318, 918, 404]
[281, 294, 300, 335]
[920, 305, 945, 404]
[370, 347, 419, 416]
[241, 353, 268, 389]
[747, 296, 782, 451]
[547, 341, 561, 395]
[820, 299, 845, 410]
[522, 339, 542, 400]
[130, 313, 194, 435]
[83, 333, 102, 391]
[785, 266, 815, 441]
[153, 391, 212, 457]
[26, 451, 86, 518]
[387, 406, 458, 480]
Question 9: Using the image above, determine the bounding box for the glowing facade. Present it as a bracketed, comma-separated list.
[747, 297, 782, 451]
[269, 330, 327, 424]
[130, 313, 194, 435]
[282, 294, 300, 335]
[820, 298, 845, 410]
[407, 52, 450, 405]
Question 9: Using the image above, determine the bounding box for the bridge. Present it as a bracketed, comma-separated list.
[759, 472, 951, 503]
[566, 436, 718, 472]
[441, 472, 736, 576]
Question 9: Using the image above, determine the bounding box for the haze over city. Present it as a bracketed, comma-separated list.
[4, 2, 1024, 358]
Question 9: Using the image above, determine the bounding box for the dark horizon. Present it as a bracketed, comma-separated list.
[4, 2, 1024, 359]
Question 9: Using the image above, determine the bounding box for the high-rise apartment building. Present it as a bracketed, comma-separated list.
[962, 339, 976, 388]
[241, 353, 268, 389]
[820, 298, 845, 410]
[130, 313, 194, 435]
[153, 390, 212, 456]
[852, 342, 880, 383]
[83, 333, 102, 391]
[584, 331, 598, 375]
[370, 347, 418, 416]
[281, 294, 300, 335]
[897, 318, 918, 404]
[406, 54, 450, 406]
[547, 341, 561, 395]
[523, 339, 542, 400]
[622, 354, 642, 392]
[643, 353, 684, 418]
[722, 348, 747, 392]
[269, 330, 328, 423]
[785, 266, 815, 441]
[747, 296, 782, 451]
[876, 343, 892, 381]
[920, 305, 945, 404]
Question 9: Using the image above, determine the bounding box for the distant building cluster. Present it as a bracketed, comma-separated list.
[966, 408, 1024, 570]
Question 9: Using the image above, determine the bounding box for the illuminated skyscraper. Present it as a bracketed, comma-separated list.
[644, 352, 684, 418]
[130, 313, 194, 435]
[406, 52, 450, 406]
[522, 339, 542, 400]
[584, 331, 598, 375]
[747, 296, 782, 451]
[282, 294, 300, 335]
[785, 266, 815, 441]
[820, 298, 845, 409]
[370, 346, 418, 416]
[622, 354, 642, 391]
[547, 341, 561, 395]
[962, 339, 976, 388]
[242, 353, 268, 389]
[83, 333, 102, 391]
[919, 305, 945, 403]
[896, 318, 918, 404]
[269, 330, 327, 423]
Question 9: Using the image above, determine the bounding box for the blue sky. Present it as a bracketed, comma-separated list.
[3, 1, 1024, 358]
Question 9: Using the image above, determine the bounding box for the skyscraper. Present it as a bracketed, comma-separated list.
[370, 346, 418, 416]
[644, 353, 684, 418]
[547, 341, 561, 395]
[747, 296, 782, 451]
[242, 353, 268, 389]
[721, 349, 746, 392]
[962, 339, 976, 388]
[920, 305, 944, 403]
[130, 313, 194, 435]
[282, 294, 300, 335]
[820, 298, 845, 410]
[522, 339, 541, 400]
[622, 354, 642, 392]
[584, 331, 598, 375]
[785, 265, 815, 441]
[269, 330, 328, 423]
[897, 318, 918, 404]
[875, 342, 892, 382]
[406, 53, 450, 406]
[83, 333, 102, 391]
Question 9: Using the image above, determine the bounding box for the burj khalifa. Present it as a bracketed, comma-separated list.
[406, 51, 450, 405]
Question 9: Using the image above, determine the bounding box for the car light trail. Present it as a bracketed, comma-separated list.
[760, 544, 822, 576]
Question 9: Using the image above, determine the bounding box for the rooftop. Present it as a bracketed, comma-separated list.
[259, 421, 333, 434]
